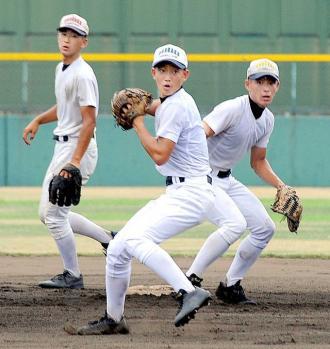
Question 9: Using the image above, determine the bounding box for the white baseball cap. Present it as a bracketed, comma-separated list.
[247, 58, 279, 81]
[152, 44, 188, 69]
[58, 14, 89, 36]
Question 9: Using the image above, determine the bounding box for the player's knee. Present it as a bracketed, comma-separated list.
[221, 216, 247, 245]
[106, 238, 132, 278]
[44, 215, 68, 239]
[250, 217, 276, 248]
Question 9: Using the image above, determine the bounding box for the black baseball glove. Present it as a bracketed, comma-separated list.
[49, 163, 82, 207]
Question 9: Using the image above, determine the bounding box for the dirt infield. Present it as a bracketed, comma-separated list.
[0, 256, 329, 349]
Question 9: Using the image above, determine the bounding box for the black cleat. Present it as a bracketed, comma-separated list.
[101, 231, 118, 256]
[38, 270, 84, 289]
[174, 287, 211, 327]
[187, 273, 203, 288]
[73, 312, 129, 335]
[215, 280, 256, 305]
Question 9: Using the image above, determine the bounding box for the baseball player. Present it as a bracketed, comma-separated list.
[68, 43, 227, 335]
[186, 58, 284, 304]
[22, 14, 113, 289]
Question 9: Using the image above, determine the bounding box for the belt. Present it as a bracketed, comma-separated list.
[166, 175, 212, 186]
[53, 134, 95, 142]
[217, 169, 231, 178]
[53, 135, 69, 142]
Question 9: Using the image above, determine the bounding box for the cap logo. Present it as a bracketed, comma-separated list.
[254, 60, 276, 71]
[64, 15, 83, 26]
[159, 47, 180, 57]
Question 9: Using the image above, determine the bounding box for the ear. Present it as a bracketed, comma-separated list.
[275, 80, 280, 91]
[81, 37, 88, 49]
[244, 79, 250, 92]
[151, 68, 156, 79]
[182, 69, 190, 81]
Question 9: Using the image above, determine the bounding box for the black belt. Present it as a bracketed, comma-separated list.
[53, 134, 95, 142]
[217, 169, 231, 178]
[166, 175, 212, 186]
[53, 135, 69, 142]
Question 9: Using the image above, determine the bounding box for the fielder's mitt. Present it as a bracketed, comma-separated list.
[111, 88, 153, 130]
[49, 163, 82, 207]
[271, 185, 303, 233]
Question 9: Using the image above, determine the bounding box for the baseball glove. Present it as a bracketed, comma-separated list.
[111, 88, 153, 130]
[270, 185, 303, 233]
[49, 163, 82, 207]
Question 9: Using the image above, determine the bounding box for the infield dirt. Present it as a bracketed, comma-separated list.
[0, 256, 329, 349]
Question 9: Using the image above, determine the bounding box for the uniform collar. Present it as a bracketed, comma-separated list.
[160, 86, 183, 103]
[248, 96, 265, 119]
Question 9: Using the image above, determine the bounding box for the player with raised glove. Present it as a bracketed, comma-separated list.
[271, 185, 303, 233]
[49, 163, 82, 207]
[111, 88, 153, 130]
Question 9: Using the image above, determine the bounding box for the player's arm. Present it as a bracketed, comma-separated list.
[146, 99, 161, 117]
[22, 105, 58, 145]
[133, 115, 175, 165]
[202, 120, 215, 138]
[250, 146, 284, 189]
[67, 105, 96, 171]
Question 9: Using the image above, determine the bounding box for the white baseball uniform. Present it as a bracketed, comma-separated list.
[39, 56, 110, 277]
[187, 95, 276, 286]
[105, 88, 228, 322]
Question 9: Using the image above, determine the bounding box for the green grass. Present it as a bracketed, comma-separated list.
[0, 196, 329, 257]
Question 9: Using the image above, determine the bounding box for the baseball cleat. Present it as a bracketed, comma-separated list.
[38, 270, 84, 289]
[187, 273, 203, 288]
[215, 280, 257, 305]
[66, 312, 129, 335]
[101, 231, 118, 256]
[174, 287, 212, 327]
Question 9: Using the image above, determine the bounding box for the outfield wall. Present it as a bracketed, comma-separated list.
[0, 114, 328, 187]
[0, 0, 329, 115]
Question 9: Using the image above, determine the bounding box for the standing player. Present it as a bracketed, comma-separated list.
[22, 14, 113, 289]
[67, 43, 219, 335]
[186, 58, 285, 304]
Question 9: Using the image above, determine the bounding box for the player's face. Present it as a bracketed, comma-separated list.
[57, 29, 88, 63]
[245, 77, 280, 108]
[152, 64, 190, 97]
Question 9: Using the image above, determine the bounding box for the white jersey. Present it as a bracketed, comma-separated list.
[155, 88, 211, 177]
[204, 95, 274, 172]
[54, 56, 99, 137]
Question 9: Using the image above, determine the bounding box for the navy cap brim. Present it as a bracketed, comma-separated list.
[153, 59, 186, 69]
[57, 26, 87, 36]
[249, 73, 279, 81]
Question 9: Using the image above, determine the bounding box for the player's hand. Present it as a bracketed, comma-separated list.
[132, 115, 145, 128]
[22, 120, 40, 145]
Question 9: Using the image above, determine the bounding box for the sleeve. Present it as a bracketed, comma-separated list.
[156, 102, 185, 143]
[76, 75, 98, 108]
[203, 98, 238, 135]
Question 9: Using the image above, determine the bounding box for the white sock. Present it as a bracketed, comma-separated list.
[186, 231, 230, 278]
[106, 274, 130, 322]
[69, 212, 111, 244]
[226, 236, 262, 286]
[143, 245, 195, 293]
[55, 234, 80, 277]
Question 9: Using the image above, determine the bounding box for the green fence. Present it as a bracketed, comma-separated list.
[0, 114, 328, 187]
[0, 0, 329, 115]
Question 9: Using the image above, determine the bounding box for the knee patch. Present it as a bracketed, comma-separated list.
[44, 215, 70, 240]
[220, 217, 247, 245]
[250, 217, 276, 248]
